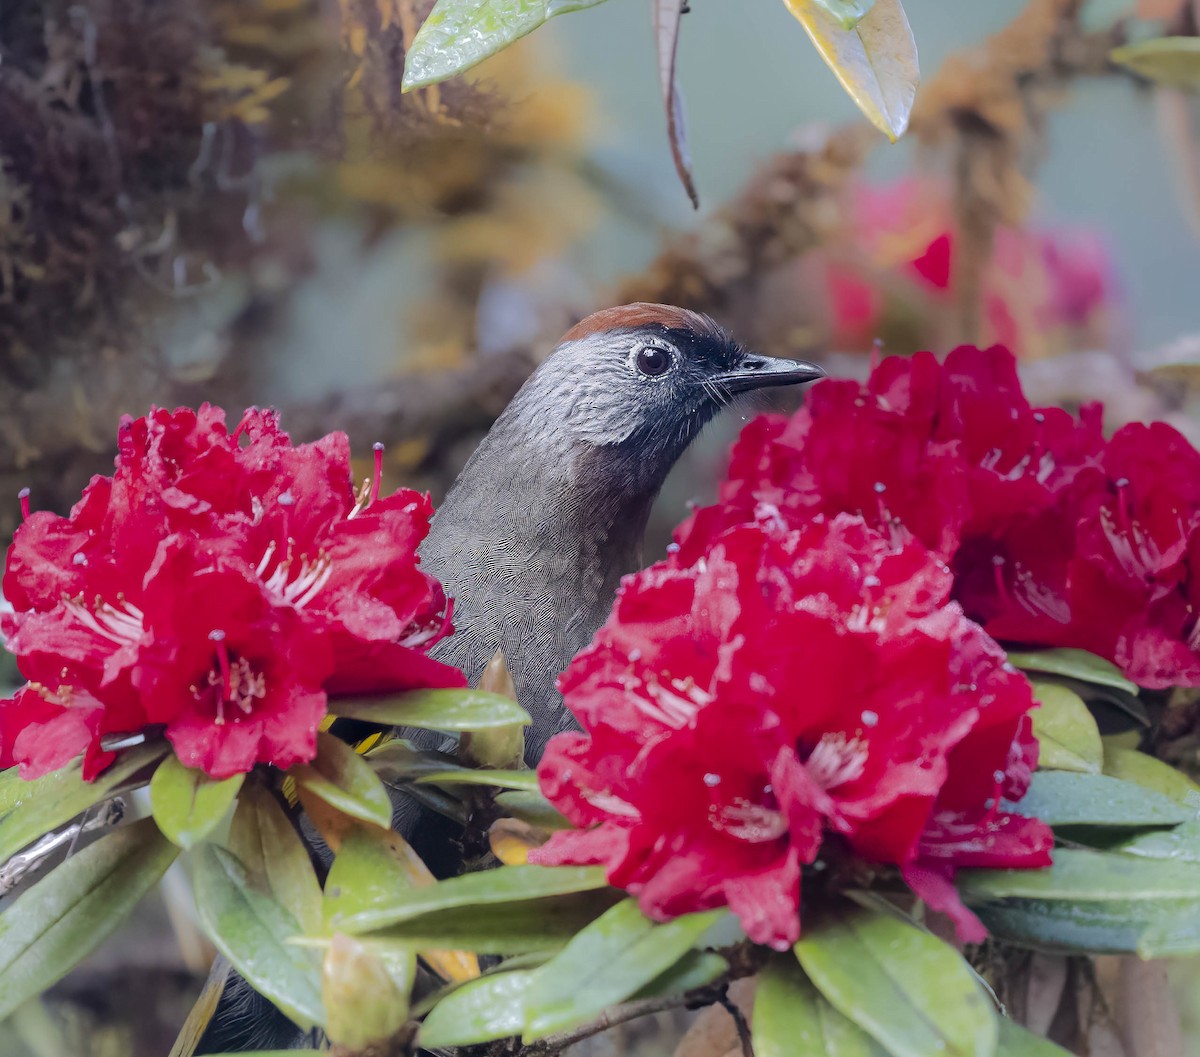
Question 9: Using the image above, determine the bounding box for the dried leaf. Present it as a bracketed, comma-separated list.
[654, 0, 699, 208]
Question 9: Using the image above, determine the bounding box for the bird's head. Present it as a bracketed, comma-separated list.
[521, 303, 825, 468]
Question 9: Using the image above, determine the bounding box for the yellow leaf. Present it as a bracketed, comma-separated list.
[488, 817, 549, 865]
[783, 0, 919, 142]
[1112, 37, 1200, 90]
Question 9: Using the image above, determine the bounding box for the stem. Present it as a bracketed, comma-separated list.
[719, 991, 755, 1057]
[518, 982, 731, 1057]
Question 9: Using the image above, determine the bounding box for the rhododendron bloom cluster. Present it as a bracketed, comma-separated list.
[680, 345, 1200, 688]
[826, 180, 1117, 359]
[532, 514, 1051, 947]
[1, 406, 464, 780]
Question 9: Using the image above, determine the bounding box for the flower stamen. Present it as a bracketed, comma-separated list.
[208, 630, 232, 704]
[18, 487, 30, 522]
[371, 442, 384, 505]
[62, 595, 144, 646]
[805, 732, 868, 790]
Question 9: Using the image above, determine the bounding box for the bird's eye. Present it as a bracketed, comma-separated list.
[634, 345, 672, 377]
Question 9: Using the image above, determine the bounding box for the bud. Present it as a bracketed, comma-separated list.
[321, 933, 411, 1049]
[460, 650, 526, 769]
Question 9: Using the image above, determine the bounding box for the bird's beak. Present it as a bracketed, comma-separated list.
[714, 353, 826, 394]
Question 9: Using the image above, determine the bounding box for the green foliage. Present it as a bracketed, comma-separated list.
[415, 768, 540, 791]
[1007, 647, 1139, 695]
[494, 789, 572, 829]
[0, 817, 177, 1021]
[419, 969, 539, 1048]
[334, 863, 610, 934]
[1016, 771, 1191, 828]
[292, 731, 394, 830]
[794, 905, 997, 1057]
[1103, 745, 1200, 803]
[192, 845, 326, 1031]
[521, 901, 724, 1037]
[228, 782, 325, 935]
[330, 688, 531, 730]
[754, 955, 887, 1057]
[960, 849, 1200, 957]
[402, 0, 611, 91]
[1030, 683, 1103, 773]
[149, 754, 243, 849]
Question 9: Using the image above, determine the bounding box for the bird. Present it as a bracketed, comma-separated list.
[198, 303, 824, 1052]
[420, 303, 825, 762]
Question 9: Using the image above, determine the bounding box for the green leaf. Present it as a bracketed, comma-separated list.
[812, 0, 878, 29]
[332, 689, 531, 731]
[794, 905, 997, 1057]
[973, 897, 1199, 956]
[228, 781, 324, 935]
[1031, 683, 1103, 773]
[781, 0, 919, 142]
[754, 954, 886, 1057]
[523, 900, 723, 1038]
[315, 890, 621, 954]
[0, 817, 178, 1020]
[323, 826, 418, 995]
[292, 731, 392, 830]
[0, 741, 168, 864]
[1118, 818, 1200, 864]
[1112, 37, 1200, 89]
[365, 739, 460, 783]
[402, 0, 610, 92]
[1006, 648, 1138, 695]
[325, 825, 417, 923]
[415, 768, 540, 792]
[495, 790, 571, 830]
[1013, 771, 1190, 828]
[957, 847, 1200, 902]
[335, 863, 609, 934]
[193, 844, 325, 1030]
[322, 933, 410, 1048]
[630, 949, 728, 1001]
[1136, 902, 1200, 957]
[419, 968, 538, 1048]
[997, 1019, 1074, 1056]
[1102, 746, 1200, 803]
[149, 754, 243, 849]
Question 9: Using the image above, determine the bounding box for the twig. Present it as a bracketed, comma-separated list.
[517, 982, 729, 1057]
[718, 990, 755, 1057]
[0, 798, 125, 895]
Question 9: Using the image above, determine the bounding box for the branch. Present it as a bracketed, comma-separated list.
[718, 992, 755, 1057]
[516, 982, 730, 1057]
[0, 798, 126, 895]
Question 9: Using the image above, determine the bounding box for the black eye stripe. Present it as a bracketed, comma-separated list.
[635, 345, 672, 377]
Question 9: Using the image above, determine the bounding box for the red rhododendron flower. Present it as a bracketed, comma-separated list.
[532, 514, 1050, 947]
[679, 344, 1200, 688]
[1, 406, 465, 780]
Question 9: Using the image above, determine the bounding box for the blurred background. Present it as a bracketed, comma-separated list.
[1, 0, 1199, 1052]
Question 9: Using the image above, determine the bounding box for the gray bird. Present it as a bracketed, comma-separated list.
[421, 302, 824, 760]
[200, 303, 823, 1053]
